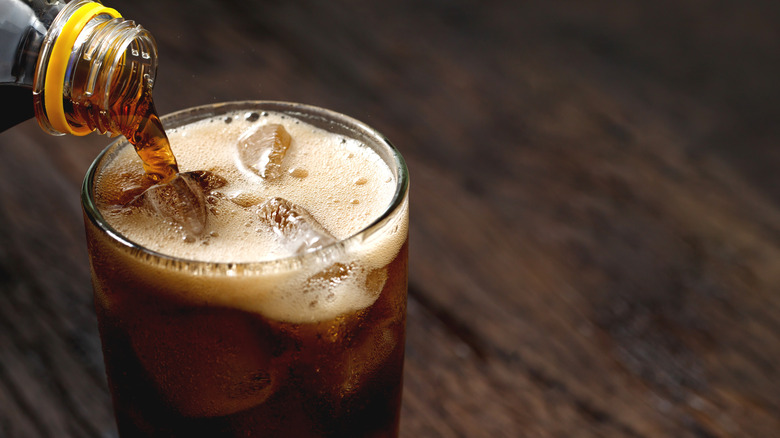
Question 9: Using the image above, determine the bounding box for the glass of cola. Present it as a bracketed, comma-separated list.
[82, 101, 409, 437]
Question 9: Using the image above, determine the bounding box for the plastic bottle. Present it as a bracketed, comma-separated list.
[0, 0, 158, 136]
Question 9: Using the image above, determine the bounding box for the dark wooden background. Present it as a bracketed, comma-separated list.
[2, 0, 780, 436]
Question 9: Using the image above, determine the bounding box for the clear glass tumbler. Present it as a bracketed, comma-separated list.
[81, 101, 409, 437]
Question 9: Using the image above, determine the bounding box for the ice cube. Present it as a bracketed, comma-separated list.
[96, 167, 155, 212]
[311, 316, 399, 400]
[129, 172, 208, 237]
[186, 170, 228, 192]
[226, 370, 274, 400]
[364, 267, 388, 297]
[257, 197, 335, 254]
[303, 263, 355, 308]
[129, 309, 284, 417]
[339, 325, 398, 394]
[306, 263, 353, 288]
[237, 123, 291, 179]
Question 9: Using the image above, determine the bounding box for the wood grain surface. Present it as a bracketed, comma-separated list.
[1, 0, 779, 437]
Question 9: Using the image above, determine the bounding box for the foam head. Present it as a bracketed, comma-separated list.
[90, 103, 409, 323]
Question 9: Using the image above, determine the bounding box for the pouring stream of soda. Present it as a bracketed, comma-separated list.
[118, 87, 211, 237]
[122, 89, 179, 183]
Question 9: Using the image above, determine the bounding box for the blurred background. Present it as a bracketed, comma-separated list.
[1, 0, 779, 436]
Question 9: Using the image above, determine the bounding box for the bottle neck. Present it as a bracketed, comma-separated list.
[33, 0, 158, 137]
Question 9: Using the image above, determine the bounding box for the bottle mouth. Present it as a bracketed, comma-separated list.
[32, 0, 121, 136]
[76, 18, 158, 136]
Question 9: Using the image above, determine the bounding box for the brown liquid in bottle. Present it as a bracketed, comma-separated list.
[66, 50, 179, 183]
[34, 4, 180, 184]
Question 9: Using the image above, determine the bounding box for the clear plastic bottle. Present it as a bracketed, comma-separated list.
[0, 0, 158, 138]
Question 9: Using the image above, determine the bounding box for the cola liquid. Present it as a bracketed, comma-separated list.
[83, 102, 410, 437]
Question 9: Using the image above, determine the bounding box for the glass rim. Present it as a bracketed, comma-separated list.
[81, 100, 409, 275]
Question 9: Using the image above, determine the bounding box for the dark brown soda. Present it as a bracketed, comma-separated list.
[85, 200, 408, 437]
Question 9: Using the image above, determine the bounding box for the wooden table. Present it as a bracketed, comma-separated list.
[2, 1, 779, 436]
